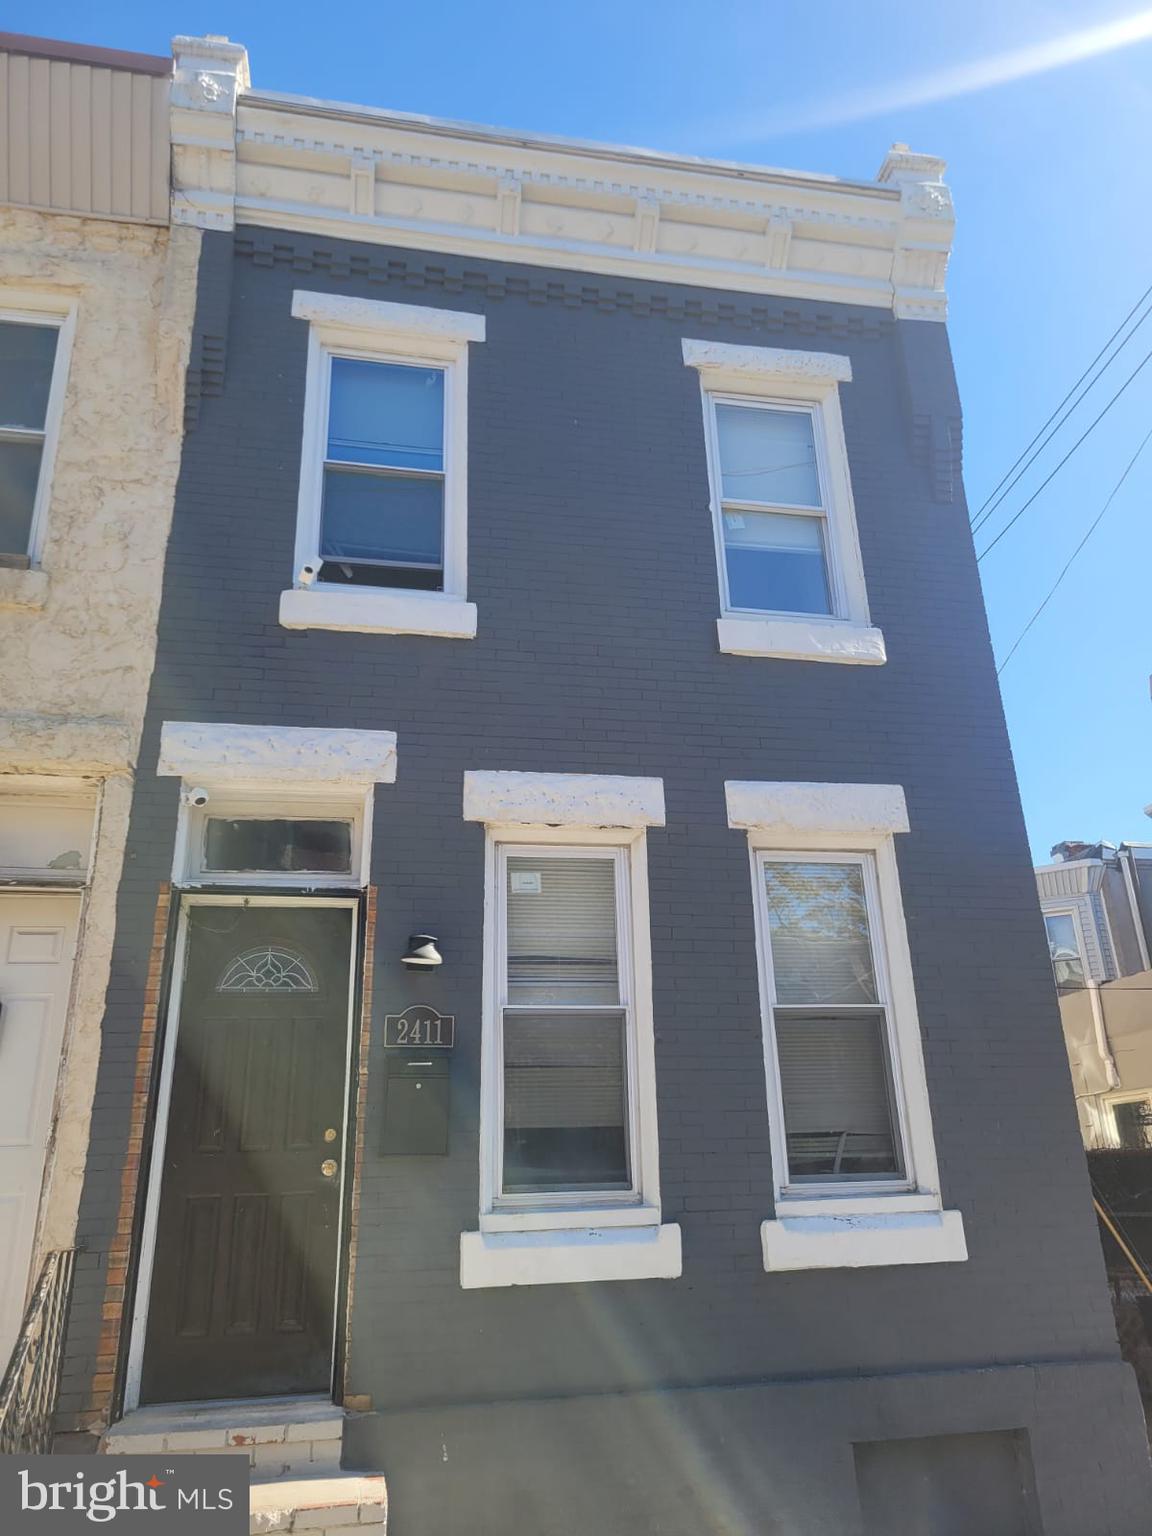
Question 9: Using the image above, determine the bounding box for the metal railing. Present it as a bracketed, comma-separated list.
[0, 1249, 76, 1455]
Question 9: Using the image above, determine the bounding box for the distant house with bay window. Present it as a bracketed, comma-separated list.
[1037, 838, 1152, 1151]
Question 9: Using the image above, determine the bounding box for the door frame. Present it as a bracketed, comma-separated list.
[122, 892, 361, 1412]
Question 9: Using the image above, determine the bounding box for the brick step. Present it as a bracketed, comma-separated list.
[249, 1473, 387, 1535]
[102, 1397, 345, 1478]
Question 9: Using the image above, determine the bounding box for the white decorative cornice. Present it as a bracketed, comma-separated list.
[291, 290, 486, 343]
[725, 781, 909, 837]
[158, 722, 398, 784]
[166, 39, 952, 318]
[682, 338, 851, 383]
[1035, 860, 1105, 898]
[170, 36, 249, 230]
[463, 771, 665, 828]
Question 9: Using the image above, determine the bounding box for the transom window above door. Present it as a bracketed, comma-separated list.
[176, 792, 368, 889]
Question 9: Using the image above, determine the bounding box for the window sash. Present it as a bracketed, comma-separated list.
[494, 844, 642, 1208]
[314, 346, 450, 590]
[705, 392, 847, 620]
[755, 851, 914, 1195]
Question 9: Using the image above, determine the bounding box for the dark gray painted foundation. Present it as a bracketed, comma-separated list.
[59, 227, 1152, 1530]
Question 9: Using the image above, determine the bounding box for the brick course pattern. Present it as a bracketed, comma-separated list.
[61, 227, 1152, 1530]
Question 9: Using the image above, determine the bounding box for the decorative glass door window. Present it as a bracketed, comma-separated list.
[320, 356, 447, 590]
[499, 851, 632, 1198]
[0, 318, 61, 559]
[711, 399, 832, 617]
[759, 855, 905, 1184]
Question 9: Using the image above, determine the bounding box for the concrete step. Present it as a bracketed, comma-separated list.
[249, 1473, 387, 1535]
[103, 1397, 345, 1477]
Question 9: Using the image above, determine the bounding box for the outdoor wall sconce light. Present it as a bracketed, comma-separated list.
[401, 934, 443, 971]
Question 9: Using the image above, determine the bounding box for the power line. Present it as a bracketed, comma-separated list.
[977, 344, 1152, 562]
[996, 421, 1152, 676]
[971, 279, 1152, 537]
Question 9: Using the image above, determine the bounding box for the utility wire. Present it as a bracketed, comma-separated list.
[977, 345, 1152, 562]
[996, 421, 1152, 676]
[972, 280, 1152, 537]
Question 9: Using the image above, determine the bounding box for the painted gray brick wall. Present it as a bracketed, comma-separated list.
[61, 228, 1152, 1530]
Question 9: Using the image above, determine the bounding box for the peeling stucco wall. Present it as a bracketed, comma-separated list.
[0, 208, 200, 1262]
[0, 211, 199, 731]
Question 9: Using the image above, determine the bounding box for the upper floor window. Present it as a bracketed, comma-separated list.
[710, 399, 831, 617]
[319, 356, 447, 591]
[1044, 911, 1087, 992]
[684, 340, 885, 665]
[0, 310, 71, 567]
[281, 291, 484, 640]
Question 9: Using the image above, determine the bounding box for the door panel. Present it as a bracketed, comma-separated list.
[0, 893, 80, 1367]
[141, 904, 354, 1405]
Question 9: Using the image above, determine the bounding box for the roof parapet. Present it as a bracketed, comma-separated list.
[167, 37, 952, 319]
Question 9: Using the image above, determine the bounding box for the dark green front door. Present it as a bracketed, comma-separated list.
[141, 903, 354, 1404]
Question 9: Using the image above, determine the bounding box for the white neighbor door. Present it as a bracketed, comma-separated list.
[0, 892, 79, 1365]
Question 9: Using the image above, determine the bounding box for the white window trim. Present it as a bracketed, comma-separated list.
[460, 813, 679, 1288]
[727, 778, 965, 1271]
[683, 338, 884, 666]
[173, 786, 372, 889]
[0, 295, 77, 571]
[281, 290, 484, 639]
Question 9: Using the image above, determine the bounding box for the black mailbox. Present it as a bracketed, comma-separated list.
[381, 1054, 450, 1156]
[381, 1005, 453, 1155]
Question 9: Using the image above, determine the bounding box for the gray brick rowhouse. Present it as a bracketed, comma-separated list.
[57, 36, 1152, 1536]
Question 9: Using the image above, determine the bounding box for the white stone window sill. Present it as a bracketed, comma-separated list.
[279, 586, 477, 639]
[460, 1222, 682, 1289]
[717, 615, 886, 665]
[0, 565, 48, 612]
[761, 1209, 966, 1272]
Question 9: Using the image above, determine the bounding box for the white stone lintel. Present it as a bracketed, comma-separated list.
[725, 780, 909, 837]
[291, 289, 486, 344]
[682, 338, 851, 384]
[158, 722, 398, 786]
[761, 1210, 966, 1272]
[463, 770, 665, 828]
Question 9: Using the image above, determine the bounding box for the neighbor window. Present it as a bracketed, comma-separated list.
[0, 314, 64, 562]
[1044, 912, 1087, 992]
[498, 850, 633, 1198]
[1113, 1098, 1152, 1151]
[711, 399, 831, 616]
[757, 853, 906, 1186]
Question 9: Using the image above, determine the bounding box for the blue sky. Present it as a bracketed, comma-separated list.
[10, 0, 1152, 861]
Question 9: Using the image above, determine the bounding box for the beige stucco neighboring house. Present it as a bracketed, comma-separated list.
[0, 31, 198, 1368]
[1036, 837, 1152, 1149]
